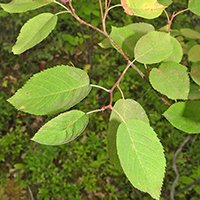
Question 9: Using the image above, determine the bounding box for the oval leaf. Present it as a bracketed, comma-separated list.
[164, 36, 183, 63]
[149, 61, 190, 100]
[188, 45, 200, 62]
[121, 0, 165, 19]
[108, 99, 149, 171]
[188, 0, 200, 16]
[31, 110, 89, 145]
[180, 28, 200, 39]
[12, 13, 58, 54]
[117, 120, 166, 200]
[109, 23, 155, 59]
[190, 65, 200, 86]
[0, 0, 54, 13]
[134, 31, 173, 64]
[163, 101, 200, 133]
[8, 65, 91, 115]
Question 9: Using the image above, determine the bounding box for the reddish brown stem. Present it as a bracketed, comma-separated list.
[65, 1, 171, 108]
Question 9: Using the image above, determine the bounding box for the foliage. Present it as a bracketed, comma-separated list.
[0, 0, 200, 199]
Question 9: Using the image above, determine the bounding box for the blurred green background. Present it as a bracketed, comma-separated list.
[0, 0, 200, 199]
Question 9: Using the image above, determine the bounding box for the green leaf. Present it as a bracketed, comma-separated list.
[31, 110, 89, 145]
[188, 83, 200, 100]
[0, 0, 54, 13]
[117, 120, 166, 200]
[98, 38, 112, 49]
[12, 13, 57, 54]
[109, 23, 154, 59]
[188, 45, 200, 62]
[157, 0, 172, 6]
[149, 61, 190, 100]
[163, 101, 200, 133]
[188, 0, 200, 16]
[121, 0, 166, 19]
[190, 66, 200, 86]
[110, 26, 135, 59]
[180, 28, 200, 39]
[159, 25, 180, 36]
[164, 36, 183, 63]
[8, 65, 91, 115]
[108, 99, 149, 172]
[134, 31, 173, 64]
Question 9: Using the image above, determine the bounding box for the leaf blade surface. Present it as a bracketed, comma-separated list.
[12, 13, 57, 54]
[117, 120, 166, 200]
[32, 110, 89, 145]
[8, 65, 91, 115]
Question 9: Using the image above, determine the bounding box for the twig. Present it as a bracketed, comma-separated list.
[90, 84, 110, 92]
[170, 135, 191, 200]
[117, 84, 125, 99]
[175, 177, 200, 195]
[27, 185, 34, 200]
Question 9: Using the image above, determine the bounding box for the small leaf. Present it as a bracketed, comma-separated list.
[190, 66, 200, 86]
[164, 36, 183, 63]
[188, 45, 200, 62]
[121, 0, 165, 19]
[98, 38, 112, 49]
[117, 120, 166, 200]
[108, 99, 149, 172]
[109, 23, 154, 59]
[0, 0, 54, 13]
[180, 28, 200, 39]
[12, 13, 57, 54]
[32, 110, 89, 145]
[8, 65, 91, 115]
[188, 0, 200, 16]
[188, 83, 200, 100]
[134, 31, 173, 64]
[149, 61, 190, 100]
[157, 0, 172, 6]
[163, 101, 200, 133]
[109, 26, 136, 59]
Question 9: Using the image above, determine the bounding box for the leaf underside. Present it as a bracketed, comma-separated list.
[32, 110, 89, 145]
[117, 120, 166, 200]
[163, 101, 200, 133]
[108, 99, 149, 171]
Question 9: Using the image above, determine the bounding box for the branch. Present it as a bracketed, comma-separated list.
[170, 135, 191, 200]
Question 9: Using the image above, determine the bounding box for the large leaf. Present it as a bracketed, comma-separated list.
[8, 65, 91, 115]
[108, 23, 154, 59]
[32, 110, 89, 145]
[163, 101, 200, 133]
[0, 0, 54, 13]
[149, 61, 190, 100]
[134, 31, 173, 64]
[120, 0, 165, 19]
[117, 120, 166, 200]
[164, 36, 183, 63]
[12, 13, 57, 54]
[188, 45, 200, 62]
[190, 66, 200, 86]
[188, 0, 200, 16]
[108, 99, 149, 171]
